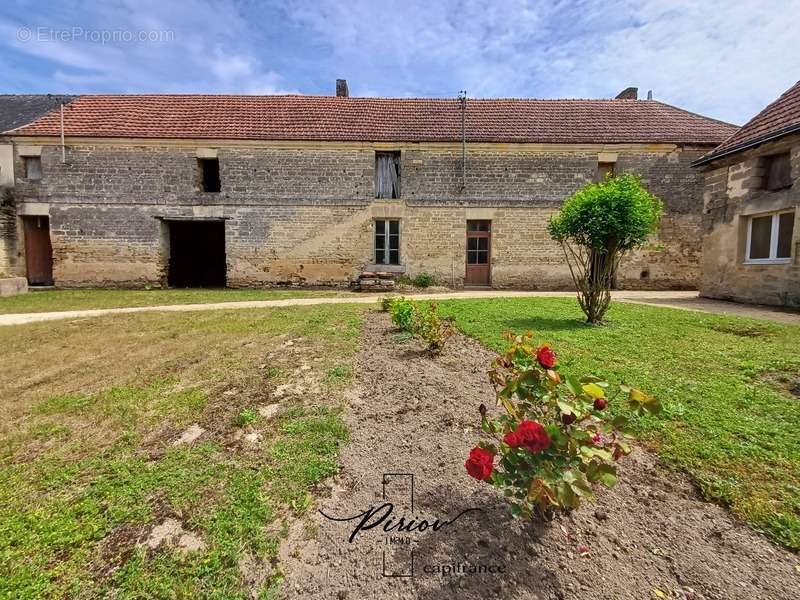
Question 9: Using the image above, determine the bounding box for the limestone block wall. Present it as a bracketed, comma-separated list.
[0, 144, 15, 276]
[5, 139, 714, 289]
[699, 136, 800, 307]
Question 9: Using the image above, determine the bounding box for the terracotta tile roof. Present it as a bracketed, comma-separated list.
[696, 80, 800, 164]
[5, 94, 737, 145]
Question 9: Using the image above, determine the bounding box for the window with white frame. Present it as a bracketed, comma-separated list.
[745, 211, 795, 263]
[374, 219, 400, 265]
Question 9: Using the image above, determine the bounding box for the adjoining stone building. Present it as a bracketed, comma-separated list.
[0, 86, 736, 289]
[0, 94, 76, 280]
[693, 80, 799, 307]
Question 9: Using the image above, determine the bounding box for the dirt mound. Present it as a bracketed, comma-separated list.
[279, 312, 798, 599]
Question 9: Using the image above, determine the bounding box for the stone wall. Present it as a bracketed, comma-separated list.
[699, 134, 800, 307]
[5, 139, 713, 289]
[0, 188, 15, 277]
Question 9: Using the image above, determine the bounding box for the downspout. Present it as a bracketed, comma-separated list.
[457, 90, 467, 287]
[60, 103, 66, 163]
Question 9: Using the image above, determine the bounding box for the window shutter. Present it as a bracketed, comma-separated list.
[765, 153, 791, 190]
[375, 152, 401, 199]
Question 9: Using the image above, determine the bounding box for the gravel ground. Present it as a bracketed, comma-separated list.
[279, 311, 799, 600]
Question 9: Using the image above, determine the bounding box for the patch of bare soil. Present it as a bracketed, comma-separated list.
[761, 369, 800, 399]
[279, 312, 798, 600]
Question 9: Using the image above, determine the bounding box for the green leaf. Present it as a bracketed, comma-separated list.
[565, 375, 582, 396]
[479, 442, 498, 455]
[599, 472, 618, 487]
[612, 415, 629, 428]
[582, 383, 606, 399]
[557, 400, 576, 414]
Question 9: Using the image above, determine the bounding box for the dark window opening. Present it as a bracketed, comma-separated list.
[24, 156, 42, 180]
[777, 212, 795, 258]
[764, 153, 791, 190]
[375, 219, 400, 265]
[199, 158, 221, 193]
[595, 162, 615, 183]
[375, 152, 401, 199]
[467, 220, 491, 232]
[748, 215, 772, 259]
[167, 220, 226, 287]
[640, 269, 650, 279]
[467, 235, 489, 264]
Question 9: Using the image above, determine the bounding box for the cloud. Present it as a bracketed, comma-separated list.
[0, 0, 293, 93]
[284, 0, 800, 123]
[1, 0, 798, 122]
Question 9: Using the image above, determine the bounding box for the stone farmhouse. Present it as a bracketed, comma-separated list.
[693, 80, 799, 308]
[0, 94, 75, 283]
[0, 84, 737, 289]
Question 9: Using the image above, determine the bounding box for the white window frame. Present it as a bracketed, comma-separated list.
[744, 210, 794, 264]
[374, 219, 401, 265]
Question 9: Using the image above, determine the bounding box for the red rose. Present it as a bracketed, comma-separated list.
[504, 420, 551, 453]
[503, 430, 521, 447]
[465, 446, 494, 481]
[536, 346, 557, 369]
[593, 398, 608, 411]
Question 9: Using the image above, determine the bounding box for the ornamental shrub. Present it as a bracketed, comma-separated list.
[413, 302, 454, 355]
[548, 174, 663, 323]
[466, 331, 660, 517]
[390, 298, 416, 331]
[380, 296, 396, 312]
[412, 272, 436, 288]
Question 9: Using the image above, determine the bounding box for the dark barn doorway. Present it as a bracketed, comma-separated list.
[167, 220, 227, 287]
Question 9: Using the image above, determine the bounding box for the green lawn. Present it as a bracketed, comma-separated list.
[0, 287, 347, 314]
[0, 304, 363, 598]
[440, 298, 800, 550]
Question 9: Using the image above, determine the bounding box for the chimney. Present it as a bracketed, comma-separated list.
[647, 90, 653, 100]
[336, 79, 349, 97]
[615, 87, 638, 100]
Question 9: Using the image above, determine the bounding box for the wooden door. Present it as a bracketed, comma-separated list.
[465, 220, 491, 286]
[23, 216, 54, 286]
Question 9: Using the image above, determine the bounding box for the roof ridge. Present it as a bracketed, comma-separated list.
[5, 93, 738, 144]
[650, 99, 740, 128]
[55, 93, 686, 103]
[694, 79, 800, 165]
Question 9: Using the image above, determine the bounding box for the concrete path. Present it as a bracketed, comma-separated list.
[0, 290, 797, 326]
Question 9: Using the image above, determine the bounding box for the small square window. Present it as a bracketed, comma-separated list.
[595, 162, 615, 182]
[375, 219, 400, 265]
[746, 211, 794, 263]
[763, 153, 792, 190]
[24, 156, 42, 180]
[199, 158, 221, 193]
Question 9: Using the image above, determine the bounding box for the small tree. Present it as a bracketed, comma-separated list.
[548, 174, 663, 324]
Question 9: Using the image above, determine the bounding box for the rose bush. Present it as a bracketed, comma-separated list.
[466, 331, 661, 518]
[384, 297, 454, 355]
